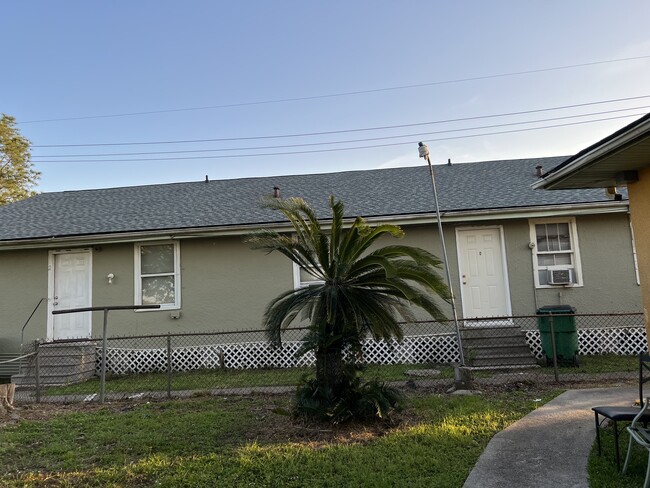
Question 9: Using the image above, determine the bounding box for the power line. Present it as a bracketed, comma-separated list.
[33, 105, 650, 158]
[20, 54, 650, 125]
[31, 112, 643, 163]
[32, 94, 650, 148]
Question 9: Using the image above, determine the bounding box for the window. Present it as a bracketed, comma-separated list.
[292, 262, 325, 289]
[529, 218, 582, 287]
[135, 241, 180, 309]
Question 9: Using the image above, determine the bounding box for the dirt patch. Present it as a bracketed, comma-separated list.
[0, 401, 133, 428]
[240, 404, 422, 447]
[0, 391, 421, 446]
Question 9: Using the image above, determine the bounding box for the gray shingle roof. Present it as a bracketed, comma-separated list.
[0, 156, 624, 242]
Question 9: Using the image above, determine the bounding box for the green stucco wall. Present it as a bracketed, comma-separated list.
[88, 237, 290, 337]
[504, 213, 641, 313]
[0, 249, 48, 351]
[401, 213, 641, 318]
[0, 212, 642, 351]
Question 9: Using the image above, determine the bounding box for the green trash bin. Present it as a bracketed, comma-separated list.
[537, 305, 579, 367]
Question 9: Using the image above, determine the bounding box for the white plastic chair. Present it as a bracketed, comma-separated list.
[623, 396, 650, 487]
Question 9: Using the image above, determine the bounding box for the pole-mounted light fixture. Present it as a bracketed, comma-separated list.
[418, 142, 465, 366]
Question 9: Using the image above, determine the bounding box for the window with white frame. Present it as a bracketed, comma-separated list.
[292, 262, 325, 289]
[135, 242, 181, 309]
[529, 218, 582, 287]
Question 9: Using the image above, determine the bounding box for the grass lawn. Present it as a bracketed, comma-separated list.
[0, 389, 556, 487]
[588, 422, 649, 487]
[541, 354, 638, 375]
[44, 363, 455, 396]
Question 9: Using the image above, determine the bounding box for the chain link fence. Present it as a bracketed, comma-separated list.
[11, 312, 646, 403]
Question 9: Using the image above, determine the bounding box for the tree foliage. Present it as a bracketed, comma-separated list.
[0, 114, 39, 205]
[247, 196, 450, 421]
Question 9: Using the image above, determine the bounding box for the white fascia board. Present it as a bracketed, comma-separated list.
[356, 201, 627, 226]
[0, 201, 628, 251]
[427, 201, 628, 223]
[533, 117, 650, 190]
[0, 224, 275, 250]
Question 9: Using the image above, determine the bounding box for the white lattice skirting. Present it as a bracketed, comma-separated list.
[99, 327, 648, 375]
[525, 327, 648, 359]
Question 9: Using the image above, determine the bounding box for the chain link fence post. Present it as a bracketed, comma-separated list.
[166, 333, 172, 399]
[99, 308, 109, 403]
[549, 315, 560, 382]
[33, 340, 41, 403]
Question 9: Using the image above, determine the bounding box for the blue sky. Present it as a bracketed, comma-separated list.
[4, 1, 650, 192]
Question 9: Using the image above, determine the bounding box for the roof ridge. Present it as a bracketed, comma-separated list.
[49, 155, 570, 195]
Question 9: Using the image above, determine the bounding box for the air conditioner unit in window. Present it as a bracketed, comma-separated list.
[548, 269, 573, 285]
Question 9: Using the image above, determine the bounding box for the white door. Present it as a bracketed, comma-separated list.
[49, 250, 92, 340]
[456, 227, 511, 322]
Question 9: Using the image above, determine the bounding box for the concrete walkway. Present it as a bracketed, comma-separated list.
[463, 386, 637, 488]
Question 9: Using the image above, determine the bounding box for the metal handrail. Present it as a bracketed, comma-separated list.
[0, 352, 36, 365]
[52, 304, 160, 404]
[20, 298, 48, 347]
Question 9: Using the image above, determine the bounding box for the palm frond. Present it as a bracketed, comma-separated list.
[264, 286, 321, 344]
[343, 224, 405, 263]
[369, 245, 444, 267]
[250, 196, 451, 402]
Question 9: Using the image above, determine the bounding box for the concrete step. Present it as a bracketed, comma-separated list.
[23, 356, 96, 368]
[463, 336, 528, 347]
[13, 370, 96, 386]
[470, 355, 539, 367]
[19, 364, 96, 377]
[13, 341, 98, 387]
[38, 344, 97, 356]
[22, 355, 96, 368]
[0, 353, 22, 378]
[460, 327, 526, 340]
[466, 346, 535, 359]
[460, 325, 537, 368]
[467, 364, 541, 371]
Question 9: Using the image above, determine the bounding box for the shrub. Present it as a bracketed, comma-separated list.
[294, 365, 403, 424]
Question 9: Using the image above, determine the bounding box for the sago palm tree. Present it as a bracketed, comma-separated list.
[247, 196, 450, 403]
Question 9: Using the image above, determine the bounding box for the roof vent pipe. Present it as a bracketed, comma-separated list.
[273, 186, 280, 198]
[536, 165, 543, 177]
[447, 158, 452, 166]
[205, 175, 209, 183]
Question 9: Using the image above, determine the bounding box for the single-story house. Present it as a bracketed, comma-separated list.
[0, 156, 642, 355]
[534, 112, 650, 344]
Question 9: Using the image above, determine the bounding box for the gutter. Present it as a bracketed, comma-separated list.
[0, 201, 628, 251]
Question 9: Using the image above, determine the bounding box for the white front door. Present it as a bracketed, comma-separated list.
[48, 250, 92, 340]
[456, 227, 511, 322]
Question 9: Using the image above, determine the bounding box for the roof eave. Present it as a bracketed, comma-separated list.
[0, 201, 628, 250]
[533, 115, 650, 190]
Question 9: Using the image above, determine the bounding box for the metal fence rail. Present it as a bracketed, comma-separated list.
[13, 312, 646, 403]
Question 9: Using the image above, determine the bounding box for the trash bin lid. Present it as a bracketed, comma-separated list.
[537, 305, 577, 314]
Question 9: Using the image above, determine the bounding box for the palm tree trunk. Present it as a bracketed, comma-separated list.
[315, 345, 345, 396]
